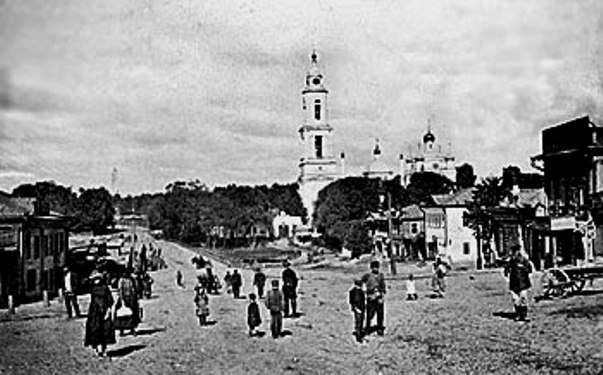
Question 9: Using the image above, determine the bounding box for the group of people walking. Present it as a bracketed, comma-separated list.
[184, 259, 300, 340]
[83, 268, 146, 356]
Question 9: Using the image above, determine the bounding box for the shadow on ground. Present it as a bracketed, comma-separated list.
[107, 344, 146, 358]
[550, 304, 603, 319]
[135, 327, 166, 336]
[493, 311, 517, 320]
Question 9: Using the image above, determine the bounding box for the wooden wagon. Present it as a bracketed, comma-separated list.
[542, 265, 603, 299]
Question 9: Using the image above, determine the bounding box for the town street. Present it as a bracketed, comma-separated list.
[1, 236, 603, 374]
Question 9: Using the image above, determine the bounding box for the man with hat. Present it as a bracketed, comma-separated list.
[63, 266, 81, 318]
[253, 267, 267, 299]
[362, 260, 386, 336]
[265, 279, 284, 338]
[282, 260, 298, 317]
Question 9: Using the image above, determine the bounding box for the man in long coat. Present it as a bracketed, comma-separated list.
[504, 245, 533, 321]
[282, 260, 298, 317]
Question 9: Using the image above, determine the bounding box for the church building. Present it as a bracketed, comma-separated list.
[296, 51, 458, 222]
[400, 128, 456, 186]
[297, 51, 340, 222]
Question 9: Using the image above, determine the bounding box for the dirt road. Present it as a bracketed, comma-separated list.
[1, 237, 602, 374]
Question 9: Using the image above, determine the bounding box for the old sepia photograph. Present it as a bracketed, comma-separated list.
[1, 0, 603, 373]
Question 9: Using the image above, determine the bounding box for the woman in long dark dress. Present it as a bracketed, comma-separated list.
[84, 270, 116, 356]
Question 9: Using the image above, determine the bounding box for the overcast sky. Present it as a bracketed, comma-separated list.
[1, 0, 602, 195]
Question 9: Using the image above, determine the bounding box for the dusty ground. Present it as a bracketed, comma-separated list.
[1, 236, 602, 374]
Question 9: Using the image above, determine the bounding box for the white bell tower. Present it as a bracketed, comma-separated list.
[298, 51, 339, 223]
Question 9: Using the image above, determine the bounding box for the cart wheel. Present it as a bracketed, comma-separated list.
[544, 269, 570, 299]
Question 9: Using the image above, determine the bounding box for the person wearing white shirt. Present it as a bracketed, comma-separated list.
[63, 267, 81, 318]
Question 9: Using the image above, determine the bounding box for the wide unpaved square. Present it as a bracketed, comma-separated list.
[1, 239, 602, 374]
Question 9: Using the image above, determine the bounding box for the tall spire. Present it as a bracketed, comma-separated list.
[373, 138, 381, 156]
[311, 49, 318, 65]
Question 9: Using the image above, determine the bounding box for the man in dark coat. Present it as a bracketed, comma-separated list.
[504, 246, 533, 321]
[349, 278, 365, 343]
[362, 260, 386, 336]
[231, 270, 243, 299]
[282, 260, 298, 317]
[265, 280, 284, 339]
[253, 268, 267, 299]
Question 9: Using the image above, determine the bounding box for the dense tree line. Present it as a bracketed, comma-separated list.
[12, 181, 115, 234]
[313, 172, 459, 257]
[114, 181, 306, 248]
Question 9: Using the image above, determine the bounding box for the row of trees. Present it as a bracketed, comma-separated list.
[12, 180, 306, 245]
[114, 180, 305, 247]
[12, 181, 115, 234]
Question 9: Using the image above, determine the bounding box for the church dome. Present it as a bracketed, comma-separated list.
[423, 130, 436, 144]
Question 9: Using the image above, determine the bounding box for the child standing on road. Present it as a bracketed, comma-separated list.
[194, 287, 210, 326]
[348, 278, 365, 343]
[247, 293, 262, 337]
[406, 274, 418, 300]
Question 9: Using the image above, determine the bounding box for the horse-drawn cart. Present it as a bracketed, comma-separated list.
[542, 265, 603, 299]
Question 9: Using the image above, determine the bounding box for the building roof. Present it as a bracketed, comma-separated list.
[400, 204, 424, 220]
[517, 188, 547, 208]
[431, 188, 474, 207]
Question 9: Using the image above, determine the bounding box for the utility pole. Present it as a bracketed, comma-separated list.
[387, 190, 397, 275]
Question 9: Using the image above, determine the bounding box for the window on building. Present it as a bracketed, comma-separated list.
[432, 163, 439, 170]
[33, 235, 40, 259]
[314, 100, 321, 121]
[42, 235, 48, 257]
[48, 235, 54, 257]
[463, 242, 470, 255]
[315, 135, 323, 158]
[25, 237, 31, 259]
[411, 223, 418, 234]
[26, 269, 36, 291]
[427, 214, 443, 228]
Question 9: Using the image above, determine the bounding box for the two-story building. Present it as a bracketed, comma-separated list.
[531, 115, 603, 267]
[423, 189, 477, 266]
[0, 193, 70, 306]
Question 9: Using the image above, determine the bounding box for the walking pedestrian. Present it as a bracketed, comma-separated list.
[194, 287, 210, 326]
[63, 266, 81, 318]
[282, 260, 298, 317]
[84, 270, 116, 357]
[176, 270, 184, 288]
[362, 260, 386, 336]
[224, 271, 232, 294]
[115, 269, 140, 336]
[432, 257, 448, 298]
[247, 293, 262, 337]
[348, 278, 365, 343]
[504, 245, 533, 321]
[406, 274, 418, 301]
[253, 268, 266, 299]
[231, 270, 243, 299]
[206, 266, 216, 294]
[265, 280, 284, 339]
